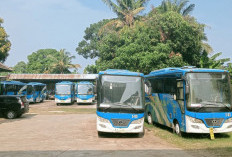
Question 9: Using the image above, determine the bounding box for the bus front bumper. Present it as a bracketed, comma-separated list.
[76, 98, 94, 103]
[97, 117, 144, 133]
[55, 98, 71, 104]
[186, 116, 232, 133]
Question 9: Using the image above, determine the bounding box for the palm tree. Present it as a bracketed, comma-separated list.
[46, 49, 81, 74]
[101, 0, 150, 27]
[159, 0, 195, 16]
[200, 51, 230, 69]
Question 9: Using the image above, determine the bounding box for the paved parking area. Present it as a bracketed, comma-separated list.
[0, 101, 206, 157]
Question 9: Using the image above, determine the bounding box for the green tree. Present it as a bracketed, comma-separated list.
[0, 18, 11, 62]
[13, 61, 27, 73]
[158, 0, 195, 16]
[27, 49, 59, 73]
[76, 19, 110, 59]
[91, 10, 206, 74]
[47, 49, 81, 74]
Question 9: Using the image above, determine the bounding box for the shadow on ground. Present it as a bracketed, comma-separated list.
[0, 113, 37, 124]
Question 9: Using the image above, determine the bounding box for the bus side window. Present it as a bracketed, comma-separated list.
[176, 80, 185, 113]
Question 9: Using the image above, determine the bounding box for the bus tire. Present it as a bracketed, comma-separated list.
[56, 103, 60, 106]
[98, 131, 104, 137]
[173, 121, 182, 137]
[5, 110, 17, 119]
[137, 128, 145, 138]
[147, 113, 153, 125]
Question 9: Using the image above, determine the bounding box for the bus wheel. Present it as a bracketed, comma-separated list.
[174, 121, 182, 137]
[147, 113, 153, 125]
[137, 128, 145, 138]
[98, 131, 104, 137]
[5, 110, 17, 119]
[56, 103, 60, 106]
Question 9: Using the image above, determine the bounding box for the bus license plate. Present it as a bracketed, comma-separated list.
[115, 128, 125, 132]
[83, 100, 87, 102]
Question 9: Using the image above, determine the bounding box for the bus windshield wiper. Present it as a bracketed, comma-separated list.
[196, 101, 231, 112]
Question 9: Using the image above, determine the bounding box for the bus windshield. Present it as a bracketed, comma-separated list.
[78, 84, 93, 95]
[187, 72, 232, 112]
[56, 85, 71, 95]
[100, 75, 143, 108]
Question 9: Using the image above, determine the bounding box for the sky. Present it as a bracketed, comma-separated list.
[0, 0, 231, 73]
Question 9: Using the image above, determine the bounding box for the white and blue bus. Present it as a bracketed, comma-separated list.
[19, 82, 47, 103]
[76, 81, 95, 104]
[145, 66, 232, 136]
[96, 69, 145, 137]
[0, 81, 26, 95]
[55, 81, 75, 105]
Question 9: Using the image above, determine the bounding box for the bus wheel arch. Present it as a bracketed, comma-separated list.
[173, 119, 182, 137]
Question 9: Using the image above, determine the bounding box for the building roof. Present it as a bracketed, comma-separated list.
[9, 74, 98, 81]
[0, 62, 13, 72]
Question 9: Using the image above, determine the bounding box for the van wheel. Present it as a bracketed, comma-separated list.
[173, 121, 182, 137]
[5, 111, 17, 119]
[147, 113, 153, 125]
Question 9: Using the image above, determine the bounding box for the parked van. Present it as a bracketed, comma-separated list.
[0, 95, 29, 119]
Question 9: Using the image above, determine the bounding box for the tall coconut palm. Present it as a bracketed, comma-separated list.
[159, 0, 195, 16]
[101, 0, 150, 27]
[46, 49, 81, 74]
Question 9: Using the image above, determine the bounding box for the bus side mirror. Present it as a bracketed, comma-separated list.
[147, 87, 152, 96]
[145, 80, 152, 96]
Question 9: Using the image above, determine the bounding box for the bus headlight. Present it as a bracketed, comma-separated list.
[225, 118, 232, 123]
[187, 116, 203, 123]
[97, 116, 110, 123]
[131, 118, 144, 124]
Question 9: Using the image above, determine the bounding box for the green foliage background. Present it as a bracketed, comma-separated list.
[0, 18, 11, 62]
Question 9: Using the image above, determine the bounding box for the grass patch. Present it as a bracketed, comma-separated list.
[145, 123, 232, 156]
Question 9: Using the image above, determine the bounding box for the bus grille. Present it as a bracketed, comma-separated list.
[111, 119, 130, 127]
[204, 118, 224, 127]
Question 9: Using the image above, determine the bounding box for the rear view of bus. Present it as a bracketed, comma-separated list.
[96, 69, 145, 137]
[76, 81, 95, 104]
[55, 81, 75, 105]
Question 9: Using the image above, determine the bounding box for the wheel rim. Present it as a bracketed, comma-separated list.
[148, 114, 152, 124]
[175, 123, 180, 134]
[7, 111, 15, 119]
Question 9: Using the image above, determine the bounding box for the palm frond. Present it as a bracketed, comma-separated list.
[182, 3, 195, 16]
[131, 7, 145, 16]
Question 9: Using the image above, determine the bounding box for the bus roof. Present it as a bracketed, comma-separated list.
[27, 82, 46, 86]
[1, 81, 26, 85]
[146, 66, 228, 77]
[56, 81, 74, 85]
[99, 69, 144, 77]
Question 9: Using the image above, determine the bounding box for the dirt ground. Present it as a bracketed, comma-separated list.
[0, 100, 209, 157]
